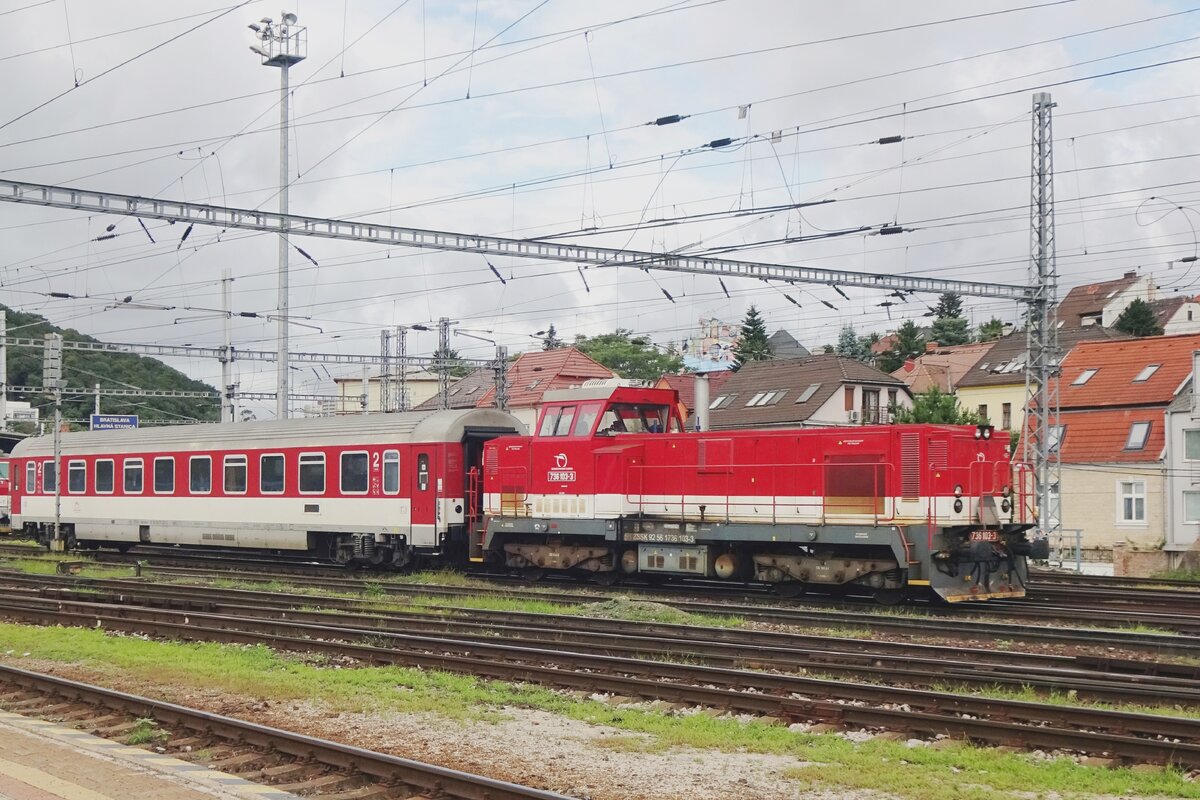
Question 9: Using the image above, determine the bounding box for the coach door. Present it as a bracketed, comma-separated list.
[409, 451, 436, 547]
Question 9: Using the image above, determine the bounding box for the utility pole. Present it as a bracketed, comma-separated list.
[93, 383, 100, 416]
[1024, 92, 1060, 541]
[0, 309, 7, 432]
[221, 268, 236, 422]
[249, 12, 306, 420]
[494, 346, 509, 411]
[437, 317, 451, 410]
[361, 363, 370, 415]
[380, 329, 394, 412]
[397, 326, 408, 412]
[42, 333, 63, 551]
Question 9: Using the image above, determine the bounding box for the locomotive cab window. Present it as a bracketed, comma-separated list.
[153, 457, 175, 494]
[340, 452, 369, 494]
[417, 454, 429, 492]
[224, 456, 247, 494]
[189, 456, 212, 494]
[299, 453, 325, 494]
[42, 461, 56, 493]
[96, 459, 114, 494]
[383, 450, 400, 494]
[124, 459, 143, 494]
[538, 406, 577, 437]
[260, 454, 285, 494]
[572, 403, 603, 436]
[67, 461, 85, 494]
[25, 462, 35, 494]
[597, 403, 672, 435]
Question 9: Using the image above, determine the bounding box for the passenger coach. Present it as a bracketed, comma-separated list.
[11, 409, 522, 565]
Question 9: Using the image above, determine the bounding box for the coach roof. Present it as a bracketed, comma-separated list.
[12, 408, 525, 457]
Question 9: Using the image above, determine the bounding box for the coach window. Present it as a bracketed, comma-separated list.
[383, 450, 400, 494]
[224, 455, 247, 494]
[124, 459, 143, 494]
[67, 461, 86, 494]
[96, 460, 115, 494]
[299, 453, 325, 494]
[153, 457, 175, 494]
[417, 454, 429, 492]
[340, 452, 369, 494]
[25, 462, 36, 494]
[43, 461, 56, 493]
[189, 456, 212, 494]
[260, 454, 285, 494]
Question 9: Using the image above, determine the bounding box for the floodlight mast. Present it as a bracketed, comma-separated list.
[249, 11, 307, 420]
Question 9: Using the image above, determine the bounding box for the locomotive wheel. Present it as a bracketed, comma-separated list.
[773, 581, 805, 598]
[521, 566, 546, 582]
[873, 587, 906, 606]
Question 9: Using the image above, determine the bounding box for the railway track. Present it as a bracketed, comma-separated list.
[0, 663, 569, 800]
[2, 572, 1200, 766]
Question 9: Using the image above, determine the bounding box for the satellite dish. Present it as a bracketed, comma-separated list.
[282, 12, 298, 24]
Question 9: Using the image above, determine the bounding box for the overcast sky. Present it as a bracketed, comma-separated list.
[0, 0, 1197, 415]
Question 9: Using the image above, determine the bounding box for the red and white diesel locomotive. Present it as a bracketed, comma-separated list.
[9, 385, 1042, 602]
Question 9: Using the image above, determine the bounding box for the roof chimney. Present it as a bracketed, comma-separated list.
[903, 359, 916, 373]
[925, 341, 938, 353]
[1125, 270, 1137, 279]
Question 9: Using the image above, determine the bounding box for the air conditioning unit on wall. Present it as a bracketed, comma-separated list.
[848, 410, 860, 422]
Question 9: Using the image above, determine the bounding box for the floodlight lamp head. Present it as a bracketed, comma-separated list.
[247, 23, 260, 32]
[260, 17, 273, 23]
[282, 11, 298, 24]
[249, 45, 270, 57]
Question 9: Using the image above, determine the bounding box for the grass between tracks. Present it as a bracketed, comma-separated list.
[0, 555, 137, 580]
[0, 622, 1197, 800]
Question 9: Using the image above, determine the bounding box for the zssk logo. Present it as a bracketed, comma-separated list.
[547, 453, 577, 483]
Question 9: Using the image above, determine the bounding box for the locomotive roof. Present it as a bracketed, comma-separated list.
[11, 408, 525, 457]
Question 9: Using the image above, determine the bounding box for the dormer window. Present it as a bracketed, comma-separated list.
[1133, 364, 1160, 383]
[795, 383, 821, 403]
[1072, 368, 1098, 386]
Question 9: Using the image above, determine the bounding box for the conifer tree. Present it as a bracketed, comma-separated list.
[734, 305, 772, 368]
[1113, 299, 1164, 337]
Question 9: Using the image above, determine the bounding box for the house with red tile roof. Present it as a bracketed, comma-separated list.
[416, 347, 615, 430]
[891, 341, 994, 395]
[1047, 332, 1200, 552]
[1053, 269, 1200, 334]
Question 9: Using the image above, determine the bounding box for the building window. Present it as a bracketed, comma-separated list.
[299, 453, 325, 493]
[977, 404, 988, 422]
[1125, 421, 1151, 450]
[383, 450, 400, 494]
[260, 454, 285, 494]
[1133, 364, 1161, 383]
[67, 461, 85, 493]
[1186, 430, 1200, 460]
[844, 386, 855, 411]
[1186, 491, 1200, 523]
[1002, 403, 1012, 431]
[1072, 368, 1098, 385]
[224, 455, 247, 494]
[1048, 425, 1065, 453]
[709, 394, 736, 410]
[189, 456, 212, 494]
[340, 452, 369, 494]
[863, 389, 881, 423]
[1119, 480, 1146, 523]
[96, 459, 114, 494]
[124, 459, 143, 494]
[153, 457, 175, 494]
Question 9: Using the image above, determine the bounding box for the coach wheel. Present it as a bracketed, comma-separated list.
[773, 581, 805, 599]
[873, 587, 906, 606]
[521, 567, 546, 583]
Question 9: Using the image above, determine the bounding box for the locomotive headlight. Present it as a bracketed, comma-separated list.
[954, 484, 963, 498]
[953, 498, 964, 513]
[974, 428, 982, 439]
[1001, 498, 1012, 513]
[983, 427, 992, 440]
[1001, 484, 1011, 498]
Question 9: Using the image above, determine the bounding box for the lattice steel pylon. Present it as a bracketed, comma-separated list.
[1023, 92, 1061, 540]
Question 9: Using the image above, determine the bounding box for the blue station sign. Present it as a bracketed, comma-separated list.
[90, 414, 139, 431]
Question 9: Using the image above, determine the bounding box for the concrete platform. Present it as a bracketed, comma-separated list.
[0, 709, 298, 800]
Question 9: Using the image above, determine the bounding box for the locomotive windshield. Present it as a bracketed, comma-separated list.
[597, 403, 677, 435]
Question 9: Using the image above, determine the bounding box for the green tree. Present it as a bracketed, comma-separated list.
[977, 317, 1005, 342]
[431, 346, 472, 378]
[540, 324, 565, 350]
[876, 320, 925, 373]
[892, 388, 983, 424]
[933, 292, 964, 318]
[734, 305, 772, 368]
[1, 305, 219, 426]
[573, 329, 683, 382]
[1113, 298, 1164, 337]
[930, 315, 971, 346]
